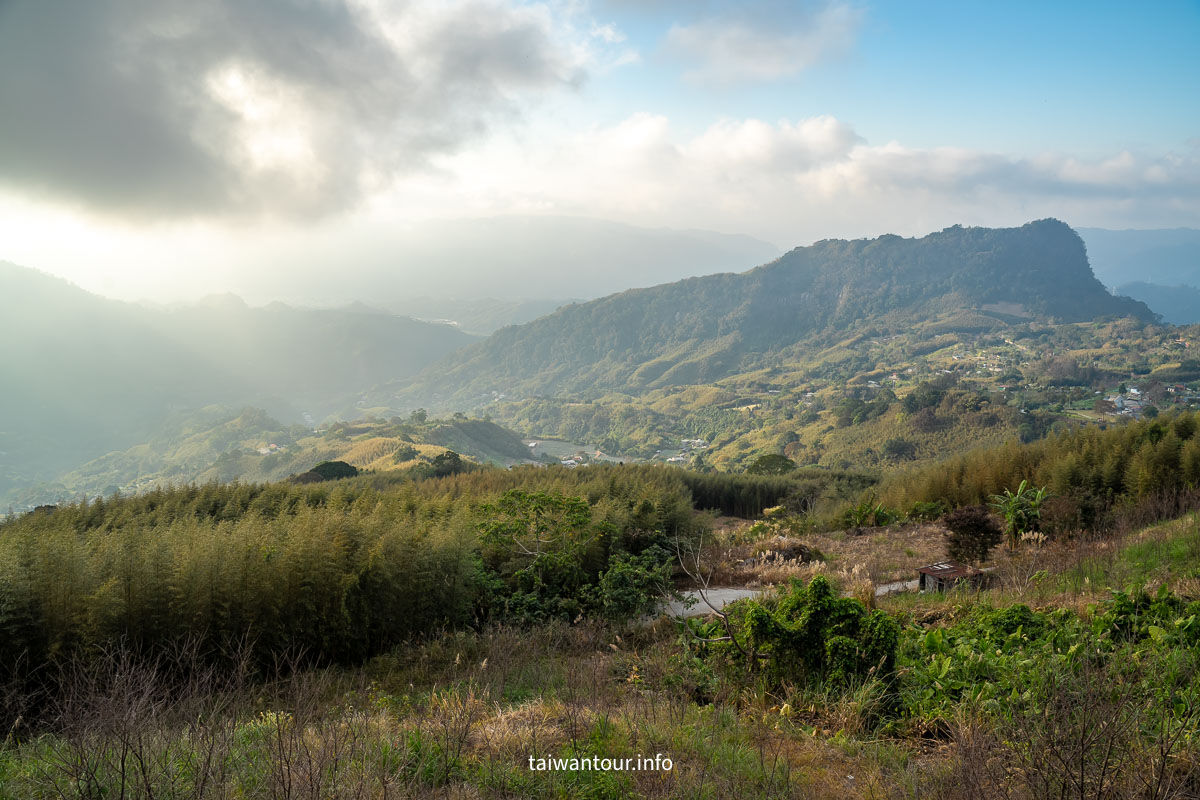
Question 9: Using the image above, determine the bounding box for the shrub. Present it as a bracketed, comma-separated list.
[590, 546, 673, 623]
[943, 505, 1003, 564]
[882, 437, 917, 460]
[740, 575, 900, 687]
[906, 500, 947, 522]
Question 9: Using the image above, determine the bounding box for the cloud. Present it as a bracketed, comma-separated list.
[423, 114, 1200, 244]
[0, 0, 622, 220]
[664, 1, 862, 84]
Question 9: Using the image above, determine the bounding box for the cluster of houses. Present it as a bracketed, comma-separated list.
[1097, 382, 1200, 416]
[1102, 387, 1148, 417]
[1167, 384, 1200, 404]
[255, 443, 286, 456]
[665, 437, 709, 464]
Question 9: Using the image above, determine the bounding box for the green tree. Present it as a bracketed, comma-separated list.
[746, 453, 796, 475]
[943, 505, 1003, 564]
[309, 460, 358, 480]
[990, 480, 1050, 550]
[478, 489, 609, 621]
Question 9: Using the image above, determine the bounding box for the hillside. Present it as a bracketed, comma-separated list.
[20, 409, 540, 506]
[390, 220, 1153, 410]
[0, 263, 476, 503]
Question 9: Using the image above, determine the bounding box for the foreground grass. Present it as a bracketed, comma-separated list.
[0, 622, 923, 799]
[3, 514, 1199, 799]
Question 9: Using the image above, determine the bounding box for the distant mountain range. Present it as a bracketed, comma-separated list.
[0, 219, 1178, 504]
[1077, 227, 1200, 324]
[0, 262, 475, 501]
[388, 219, 1153, 410]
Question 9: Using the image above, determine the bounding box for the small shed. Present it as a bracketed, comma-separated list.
[917, 560, 983, 592]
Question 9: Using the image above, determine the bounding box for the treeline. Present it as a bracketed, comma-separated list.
[880, 410, 1200, 532]
[358, 462, 873, 520]
[679, 468, 876, 518]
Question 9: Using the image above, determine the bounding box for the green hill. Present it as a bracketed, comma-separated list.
[22, 409, 540, 505]
[390, 220, 1153, 409]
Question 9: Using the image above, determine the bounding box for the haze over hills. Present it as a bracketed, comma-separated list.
[1077, 227, 1200, 288]
[0, 220, 1180, 506]
[1109, 282, 1200, 326]
[0, 262, 475, 501]
[386, 220, 1154, 411]
[1077, 227, 1200, 324]
[185, 217, 782, 333]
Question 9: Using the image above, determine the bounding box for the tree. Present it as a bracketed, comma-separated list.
[746, 453, 796, 475]
[943, 505, 1003, 564]
[308, 460, 358, 480]
[410, 408, 428, 423]
[479, 489, 608, 621]
[428, 450, 465, 477]
[990, 480, 1050, 550]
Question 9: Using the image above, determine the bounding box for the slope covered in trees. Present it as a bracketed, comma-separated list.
[393, 220, 1153, 409]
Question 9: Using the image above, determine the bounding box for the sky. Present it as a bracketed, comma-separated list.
[0, 0, 1197, 303]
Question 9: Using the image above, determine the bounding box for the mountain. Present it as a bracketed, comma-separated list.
[0, 262, 475, 502]
[1114, 281, 1200, 325]
[385, 296, 577, 335]
[147, 294, 478, 413]
[388, 220, 1154, 410]
[1077, 227, 1200, 289]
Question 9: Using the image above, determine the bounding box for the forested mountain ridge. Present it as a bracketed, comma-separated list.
[390, 220, 1154, 408]
[0, 262, 476, 503]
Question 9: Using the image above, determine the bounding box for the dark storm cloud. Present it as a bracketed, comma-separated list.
[0, 0, 584, 219]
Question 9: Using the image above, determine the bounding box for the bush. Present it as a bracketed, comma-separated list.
[591, 546, 673, 623]
[943, 505, 1003, 564]
[906, 500, 947, 522]
[882, 437, 917, 460]
[740, 575, 900, 687]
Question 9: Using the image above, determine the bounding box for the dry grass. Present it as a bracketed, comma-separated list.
[706, 521, 965, 592]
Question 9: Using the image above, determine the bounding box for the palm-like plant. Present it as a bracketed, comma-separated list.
[989, 480, 1051, 550]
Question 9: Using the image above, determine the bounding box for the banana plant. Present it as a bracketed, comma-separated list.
[989, 480, 1051, 550]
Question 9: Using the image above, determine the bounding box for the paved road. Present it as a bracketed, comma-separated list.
[665, 588, 761, 617]
[875, 578, 919, 597]
[666, 579, 920, 618]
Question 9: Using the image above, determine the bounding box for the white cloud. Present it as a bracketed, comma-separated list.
[408, 114, 1200, 245]
[664, 2, 862, 84]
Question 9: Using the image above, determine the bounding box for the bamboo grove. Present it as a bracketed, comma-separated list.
[881, 409, 1200, 532]
[0, 464, 866, 692]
